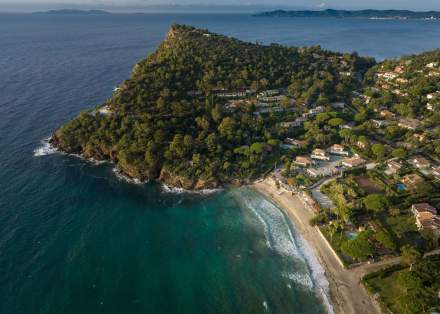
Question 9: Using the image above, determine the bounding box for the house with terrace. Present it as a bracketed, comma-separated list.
[295, 156, 314, 167]
[411, 203, 440, 238]
[342, 156, 367, 168]
[311, 148, 330, 161]
[328, 144, 349, 156]
[409, 155, 431, 170]
[398, 118, 422, 131]
[385, 160, 403, 176]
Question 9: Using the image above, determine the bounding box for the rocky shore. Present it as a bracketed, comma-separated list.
[50, 133, 243, 190]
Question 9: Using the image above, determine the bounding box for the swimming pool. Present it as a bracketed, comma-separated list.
[396, 183, 406, 192]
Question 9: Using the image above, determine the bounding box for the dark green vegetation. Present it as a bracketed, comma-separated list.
[363, 255, 440, 314]
[52, 24, 373, 189]
[319, 167, 439, 263]
[256, 9, 440, 19]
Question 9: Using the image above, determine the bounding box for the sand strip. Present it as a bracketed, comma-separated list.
[252, 178, 381, 314]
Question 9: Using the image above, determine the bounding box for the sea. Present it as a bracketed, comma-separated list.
[2, 13, 440, 314]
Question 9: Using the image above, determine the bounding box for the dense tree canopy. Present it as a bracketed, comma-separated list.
[52, 24, 374, 188]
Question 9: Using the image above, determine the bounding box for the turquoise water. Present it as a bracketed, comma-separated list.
[2, 13, 440, 314]
[2, 155, 330, 313]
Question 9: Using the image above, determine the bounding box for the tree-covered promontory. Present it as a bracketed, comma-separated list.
[51, 24, 375, 189]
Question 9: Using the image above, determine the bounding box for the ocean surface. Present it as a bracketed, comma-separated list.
[2, 13, 440, 314]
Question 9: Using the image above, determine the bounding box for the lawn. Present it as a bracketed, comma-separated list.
[364, 267, 408, 314]
[320, 226, 352, 265]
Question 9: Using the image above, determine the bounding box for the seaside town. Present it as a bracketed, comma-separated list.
[52, 25, 440, 314]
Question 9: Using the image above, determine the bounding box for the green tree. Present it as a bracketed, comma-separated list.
[401, 245, 422, 271]
[371, 143, 386, 160]
[374, 230, 396, 250]
[397, 271, 423, 293]
[392, 148, 407, 159]
[218, 117, 236, 137]
[211, 104, 223, 123]
[363, 194, 388, 214]
[328, 117, 345, 127]
[250, 142, 265, 154]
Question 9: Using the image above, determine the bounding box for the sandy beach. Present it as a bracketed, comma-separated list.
[252, 178, 381, 314]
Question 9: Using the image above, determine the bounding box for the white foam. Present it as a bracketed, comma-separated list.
[112, 167, 145, 185]
[238, 194, 272, 249]
[295, 233, 335, 314]
[33, 138, 58, 156]
[234, 190, 301, 258]
[262, 301, 268, 311]
[161, 183, 222, 195]
[282, 271, 314, 290]
[236, 188, 335, 314]
[33, 138, 107, 167]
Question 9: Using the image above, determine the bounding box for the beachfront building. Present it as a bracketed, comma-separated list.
[295, 156, 314, 167]
[342, 156, 367, 168]
[311, 148, 330, 161]
[328, 144, 349, 156]
[409, 155, 431, 169]
[380, 109, 396, 119]
[401, 173, 424, 189]
[385, 160, 402, 175]
[398, 118, 422, 130]
[307, 166, 338, 178]
[411, 203, 440, 237]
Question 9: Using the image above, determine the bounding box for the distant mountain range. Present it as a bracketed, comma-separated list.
[255, 9, 440, 19]
[32, 9, 111, 15]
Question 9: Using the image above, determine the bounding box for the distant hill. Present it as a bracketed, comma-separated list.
[255, 9, 440, 19]
[32, 9, 111, 15]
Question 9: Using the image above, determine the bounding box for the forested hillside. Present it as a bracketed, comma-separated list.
[51, 24, 375, 188]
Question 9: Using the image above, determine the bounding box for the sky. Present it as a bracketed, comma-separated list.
[1, 0, 440, 12]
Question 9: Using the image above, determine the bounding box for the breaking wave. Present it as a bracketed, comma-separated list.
[112, 167, 145, 185]
[33, 138, 107, 166]
[161, 183, 222, 195]
[233, 188, 334, 314]
[33, 138, 58, 156]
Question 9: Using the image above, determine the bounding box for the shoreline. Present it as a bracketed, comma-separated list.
[37, 137, 382, 312]
[251, 177, 381, 314]
[33, 138, 222, 194]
